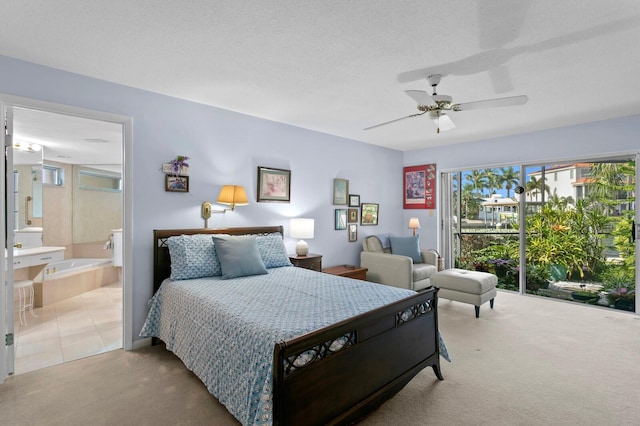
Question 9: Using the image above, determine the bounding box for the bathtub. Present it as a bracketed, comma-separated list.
[44, 258, 113, 280]
[36, 258, 118, 306]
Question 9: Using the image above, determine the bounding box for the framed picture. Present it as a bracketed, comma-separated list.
[165, 175, 189, 192]
[403, 164, 436, 209]
[333, 178, 349, 205]
[335, 209, 347, 230]
[360, 203, 379, 226]
[348, 194, 360, 207]
[257, 166, 291, 202]
[348, 224, 358, 242]
[348, 208, 358, 223]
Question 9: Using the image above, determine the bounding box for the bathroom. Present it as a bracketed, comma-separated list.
[11, 108, 123, 374]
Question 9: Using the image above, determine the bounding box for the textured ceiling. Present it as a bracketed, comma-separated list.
[2, 0, 640, 154]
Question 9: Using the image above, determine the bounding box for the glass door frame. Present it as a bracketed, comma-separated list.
[441, 153, 638, 314]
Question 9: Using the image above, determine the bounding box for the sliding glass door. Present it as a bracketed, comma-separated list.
[522, 159, 636, 310]
[444, 155, 637, 313]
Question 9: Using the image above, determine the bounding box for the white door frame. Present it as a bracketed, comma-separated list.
[0, 94, 133, 383]
[1, 103, 14, 383]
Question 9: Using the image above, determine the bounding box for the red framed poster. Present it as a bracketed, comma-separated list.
[403, 164, 436, 209]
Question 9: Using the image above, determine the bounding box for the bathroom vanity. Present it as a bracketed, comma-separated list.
[10, 246, 66, 307]
[11, 246, 65, 270]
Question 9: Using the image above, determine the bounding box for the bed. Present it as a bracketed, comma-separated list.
[141, 226, 443, 425]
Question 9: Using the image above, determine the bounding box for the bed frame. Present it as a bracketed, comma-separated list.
[153, 226, 443, 425]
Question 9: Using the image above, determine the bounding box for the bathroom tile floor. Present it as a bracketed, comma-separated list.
[13, 281, 122, 375]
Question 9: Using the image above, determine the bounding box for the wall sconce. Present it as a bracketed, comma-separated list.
[408, 217, 421, 235]
[290, 218, 314, 256]
[201, 185, 249, 228]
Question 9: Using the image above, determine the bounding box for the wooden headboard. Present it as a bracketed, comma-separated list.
[153, 226, 284, 292]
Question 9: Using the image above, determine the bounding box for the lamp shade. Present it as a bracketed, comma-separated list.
[217, 185, 249, 210]
[408, 217, 420, 235]
[290, 218, 314, 239]
[290, 218, 314, 256]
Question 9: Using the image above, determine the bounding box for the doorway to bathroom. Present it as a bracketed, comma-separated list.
[2, 97, 130, 377]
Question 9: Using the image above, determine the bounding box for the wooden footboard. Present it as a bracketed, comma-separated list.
[273, 287, 442, 426]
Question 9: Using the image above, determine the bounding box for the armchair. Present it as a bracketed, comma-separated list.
[360, 235, 439, 291]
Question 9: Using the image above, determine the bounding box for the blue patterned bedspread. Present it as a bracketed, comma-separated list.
[140, 266, 427, 425]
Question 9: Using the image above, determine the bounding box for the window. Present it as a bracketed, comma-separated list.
[42, 164, 64, 186]
[78, 170, 121, 192]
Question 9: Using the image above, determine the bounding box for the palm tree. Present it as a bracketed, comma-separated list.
[499, 167, 520, 198]
[587, 161, 635, 214]
[483, 168, 500, 196]
[526, 176, 550, 202]
[461, 183, 476, 219]
[548, 192, 575, 209]
[465, 170, 488, 198]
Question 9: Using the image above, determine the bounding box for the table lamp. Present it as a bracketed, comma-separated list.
[290, 218, 314, 256]
[408, 217, 421, 236]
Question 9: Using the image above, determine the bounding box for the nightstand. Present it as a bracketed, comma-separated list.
[289, 254, 322, 271]
[322, 265, 368, 281]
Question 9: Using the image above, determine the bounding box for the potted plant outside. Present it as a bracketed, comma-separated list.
[571, 284, 600, 304]
[607, 287, 635, 312]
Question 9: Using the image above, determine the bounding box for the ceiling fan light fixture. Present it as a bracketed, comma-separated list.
[430, 112, 455, 134]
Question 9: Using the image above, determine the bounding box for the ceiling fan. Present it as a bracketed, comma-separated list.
[364, 74, 528, 133]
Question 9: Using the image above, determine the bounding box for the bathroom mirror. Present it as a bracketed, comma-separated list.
[13, 148, 44, 230]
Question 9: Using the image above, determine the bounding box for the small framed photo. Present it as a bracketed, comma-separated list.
[348, 194, 360, 207]
[360, 203, 379, 226]
[348, 208, 358, 223]
[335, 209, 347, 230]
[348, 224, 358, 242]
[333, 178, 349, 205]
[257, 166, 291, 202]
[165, 175, 189, 192]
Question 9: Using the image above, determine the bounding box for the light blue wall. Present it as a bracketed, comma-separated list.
[3, 54, 638, 345]
[0, 55, 404, 343]
[403, 114, 640, 251]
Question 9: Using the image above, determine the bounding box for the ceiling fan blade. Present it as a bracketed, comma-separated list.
[430, 113, 456, 133]
[363, 112, 426, 130]
[454, 95, 528, 111]
[405, 90, 436, 107]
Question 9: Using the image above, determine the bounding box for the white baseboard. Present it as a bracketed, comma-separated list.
[131, 337, 152, 350]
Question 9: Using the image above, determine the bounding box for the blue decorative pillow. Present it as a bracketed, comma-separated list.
[256, 233, 293, 268]
[389, 235, 423, 264]
[212, 235, 268, 279]
[168, 234, 222, 280]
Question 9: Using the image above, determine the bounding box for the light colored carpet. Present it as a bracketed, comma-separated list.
[1, 291, 639, 425]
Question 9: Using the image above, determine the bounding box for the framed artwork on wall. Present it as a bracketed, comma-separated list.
[348, 224, 358, 242]
[335, 209, 347, 230]
[333, 178, 349, 205]
[165, 175, 189, 192]
[348, 194, 360, 207]
[348, 208, 358, 223]
[403, 164, 436, 209]
[257, 166, 291, 202]
[360, 203, 379, 226]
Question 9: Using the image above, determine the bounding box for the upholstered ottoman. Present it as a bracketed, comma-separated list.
[431, 268, 497, 318]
